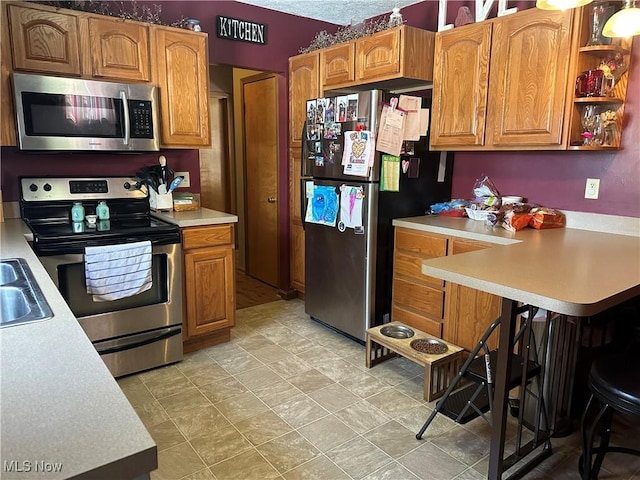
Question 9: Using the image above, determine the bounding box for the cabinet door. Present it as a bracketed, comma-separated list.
[184, 245, 235, 337]
[320, 42, 355, 88]
[154, 27, 210, 147]
[290, 220, 305, 294]
[356, 28, 400, 82]
[486, 9, 574, 148]
[430, 22, 492, 149]
[8, 4, 81, 75]
[444, 238, 501, 351]
[1, 4, 16, 146]
[289, 147, 305, 294]
[88, 18, 150, 82]
[289, 52, 320, 143]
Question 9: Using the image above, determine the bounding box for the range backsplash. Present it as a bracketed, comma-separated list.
[0, 148, 200, 202]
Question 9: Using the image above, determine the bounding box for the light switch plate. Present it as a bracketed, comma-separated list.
[174, 171, 190, 189]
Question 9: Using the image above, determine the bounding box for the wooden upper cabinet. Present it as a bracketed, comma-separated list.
[321, 43, 355, 87]
[88, 18, 150, 82]
[356, 26, 434, 84]
[486, 8, 574, 148]
[153, 27, 210, 147]
[289, 52, 320, 143]
[356, 28, 401, 81]
[430, 22, 492, 149]
[8, 4, 81, 76]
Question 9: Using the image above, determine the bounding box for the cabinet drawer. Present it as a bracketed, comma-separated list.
[449, 237, 493, 255]
[391, 306, 443, 338]
[395, 228, 447, 257]
[182, 225, 232, 249]
[394, 251, 444, 287]
[393, 277, 445, 320]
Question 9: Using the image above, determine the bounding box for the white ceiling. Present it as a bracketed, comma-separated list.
[236, 0, 423, 26]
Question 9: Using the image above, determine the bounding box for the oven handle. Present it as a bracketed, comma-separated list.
[95, 326, 181, 356]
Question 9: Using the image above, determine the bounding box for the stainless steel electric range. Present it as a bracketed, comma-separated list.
[20, 176, 183, 377]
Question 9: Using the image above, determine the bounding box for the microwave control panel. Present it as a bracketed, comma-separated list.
[129, 100, 154, 138]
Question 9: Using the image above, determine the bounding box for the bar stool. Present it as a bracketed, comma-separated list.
[579, 352, 640, 479]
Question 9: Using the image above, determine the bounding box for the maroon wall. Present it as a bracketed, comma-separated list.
[400, 1, 640, 218]
[2, 1, 638, 220]
[143, 0, 336, 73]
[0, 148, 200, 201]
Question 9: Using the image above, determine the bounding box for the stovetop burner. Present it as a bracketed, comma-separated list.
[20, 176, 180, 255]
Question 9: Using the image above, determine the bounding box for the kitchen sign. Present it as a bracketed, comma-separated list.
[216, 16, 267, 45]
[438, 0, 517, 31]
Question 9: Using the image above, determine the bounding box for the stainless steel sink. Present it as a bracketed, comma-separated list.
[0, 258, 53, 328]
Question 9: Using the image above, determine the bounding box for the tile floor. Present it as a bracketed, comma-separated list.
[117, 300, 640, 480]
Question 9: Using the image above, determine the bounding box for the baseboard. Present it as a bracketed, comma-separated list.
[278, 288, 299, 300]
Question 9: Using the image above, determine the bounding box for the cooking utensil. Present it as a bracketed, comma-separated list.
[159, 155, 168, 186]
[168, 176, 184, 193]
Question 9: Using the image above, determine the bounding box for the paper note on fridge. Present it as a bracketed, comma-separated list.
[376, 103, 405, 157]
[305, 185, 339, 227]
[342, 130, 375, 177]
[338, 185, 364, 230]
[398, 95, 422, 141]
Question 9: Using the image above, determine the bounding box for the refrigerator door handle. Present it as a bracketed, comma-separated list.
[301, 120, 309, 177]
[300, 178, 307, 230]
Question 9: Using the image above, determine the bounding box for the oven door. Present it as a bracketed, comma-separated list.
[38, 243, 182, 342]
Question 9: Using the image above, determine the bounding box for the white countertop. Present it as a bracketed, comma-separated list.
[394, 215, 640, 317]
[0, 219, 156, 479]
[152, 207, 238, 227]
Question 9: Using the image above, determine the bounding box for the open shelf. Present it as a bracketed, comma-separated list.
[578, 45, 630, 57]
[574, 97, 624, 105]
[568, 144, 618, 151]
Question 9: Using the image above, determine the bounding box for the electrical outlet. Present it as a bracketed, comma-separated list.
[174, 171, 190, 189]
[585, 178, 600, 199]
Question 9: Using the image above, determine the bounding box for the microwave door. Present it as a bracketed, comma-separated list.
[12, 73, 159, 151]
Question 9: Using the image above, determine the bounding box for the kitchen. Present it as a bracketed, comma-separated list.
[1, 1, 639, 480]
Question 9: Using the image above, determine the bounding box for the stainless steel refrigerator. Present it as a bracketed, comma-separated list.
[301, 90, 453, 342]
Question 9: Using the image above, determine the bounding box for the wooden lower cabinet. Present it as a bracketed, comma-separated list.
[182, 224, 235, 353]
[391, 228, 447, 338]
[444, 238, 501, 351]
[391, 228, 502, 352]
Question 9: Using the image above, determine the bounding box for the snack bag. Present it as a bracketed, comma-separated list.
[503, 211, 533, 232]
[529, 207, 565, 229]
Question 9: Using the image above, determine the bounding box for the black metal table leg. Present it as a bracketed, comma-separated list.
[488, 298, 518, 479]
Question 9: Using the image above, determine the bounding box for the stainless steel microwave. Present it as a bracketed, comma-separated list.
[12, 73, 160, 152]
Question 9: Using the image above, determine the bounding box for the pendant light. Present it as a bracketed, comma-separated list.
[536, 0, 592, 10]
[603, 0, 640, 37]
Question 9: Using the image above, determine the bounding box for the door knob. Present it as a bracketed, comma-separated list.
[267, 196, 277, 203]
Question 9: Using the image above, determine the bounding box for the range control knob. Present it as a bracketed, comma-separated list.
[43, 183, 52, 192]
[29, 183, 38, 192]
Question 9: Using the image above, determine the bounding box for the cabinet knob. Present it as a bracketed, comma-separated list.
[267, 196, 277, 203]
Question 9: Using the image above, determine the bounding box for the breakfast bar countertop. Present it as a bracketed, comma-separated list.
[0, 219, 157, 480]
[393, 215, 640, 317]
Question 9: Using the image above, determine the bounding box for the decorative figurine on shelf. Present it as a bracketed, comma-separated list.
[388, 7, 403, 27]
[600, 110, 617, 146]
[599, 52, 627, 81]
[586, 1, 613, 46]
[455, 6, 474, 27]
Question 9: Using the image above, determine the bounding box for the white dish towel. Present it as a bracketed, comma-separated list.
[85, 240, 152, 302]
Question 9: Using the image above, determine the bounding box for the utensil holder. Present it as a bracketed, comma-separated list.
[149, 190, 173, 211]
